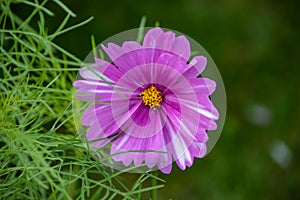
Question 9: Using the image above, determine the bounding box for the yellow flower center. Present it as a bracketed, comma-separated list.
[140, 86, 163, 109]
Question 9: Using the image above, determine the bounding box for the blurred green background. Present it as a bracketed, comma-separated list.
[13, 0, 300, 199]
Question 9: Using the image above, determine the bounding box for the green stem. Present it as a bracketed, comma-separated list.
[151, 171, 158, 200]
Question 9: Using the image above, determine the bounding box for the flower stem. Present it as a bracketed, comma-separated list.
[151, 171, 158, 200]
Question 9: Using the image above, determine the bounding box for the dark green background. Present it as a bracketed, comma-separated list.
[23, 0, 300, 199]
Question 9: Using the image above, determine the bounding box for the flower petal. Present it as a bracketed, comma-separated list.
[130, 103, 151, 127]
[157, 143, 173, 174]
[178, 94, 219, 121]
[79, 58, 122, 82]
[82, 104, 107, 126]
[188, 142, 207, 158]
[195, 129, 209, 143]
[143, 28, 191, 60]
[101, 41, 141, 62]
[190, 78, 216, 95]
[111, 132, 163, 167]
[182, 56, 207, 78]
[107, 48, 162, 74]
[156, 52, 187, 74]
[86, 124, 111, 148]
[73, 79, 115, 102]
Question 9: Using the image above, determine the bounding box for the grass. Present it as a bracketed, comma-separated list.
[0, 0, 163, 199]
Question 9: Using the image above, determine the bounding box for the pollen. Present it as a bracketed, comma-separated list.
[139, 86, 163, 109]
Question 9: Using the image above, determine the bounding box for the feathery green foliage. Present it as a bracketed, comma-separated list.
[0, 1, 163, 199]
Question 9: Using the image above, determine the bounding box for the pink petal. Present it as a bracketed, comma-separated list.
[199, 114, 218, 131]
[188, 142, 207, 158]
[101, 41, 141, 62]
[159, 116, 192, 171]
[82, 104, 107, 126]
[74, 79, 114, 102]
[82, 104, 121, 138]
[73, 80, 115, 89]
[179, 95, 219, 121]
[190, 78, 216, 95]
[110, 132, 163, 167]
[157, 144, 173, 174]
[196, 96, 220, 120]
[86, 125, 110, 148]
[170, 77, 216, 98]
[161, 95, 182, 144]
[195, 129, 209, 143]
[143, 28, 191, 61]
[106, 48, 161, 74]
[79, 58, 122, 82]
[182, 56, 207, 78]
[156, 53, 187, 74]
[159, 163, 172, 174]
[130, 104, 151, 126]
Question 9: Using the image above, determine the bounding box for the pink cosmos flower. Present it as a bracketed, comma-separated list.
[73, 28, 219, 174]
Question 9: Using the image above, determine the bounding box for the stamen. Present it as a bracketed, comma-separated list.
[139, 86, 163, 109]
